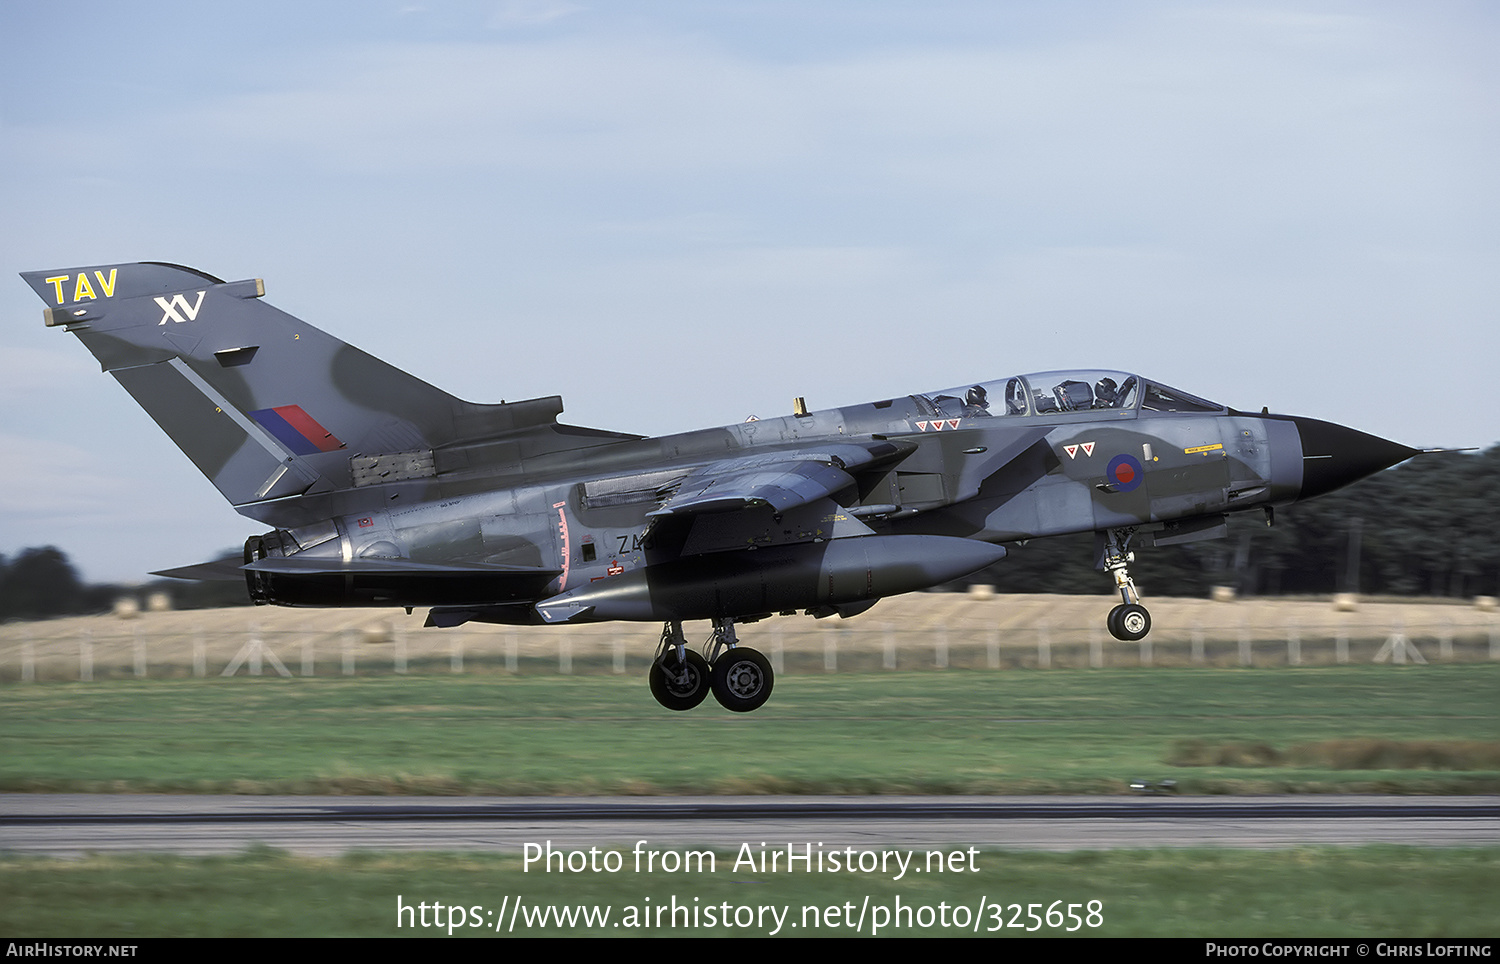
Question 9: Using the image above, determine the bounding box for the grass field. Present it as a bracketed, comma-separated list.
[1, 846, 1495, 937]
[5, 595, 1497, 682]
[4, 666, 1497, 938]
[2, 665, 1497, 794]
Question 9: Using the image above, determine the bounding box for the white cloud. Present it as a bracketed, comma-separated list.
[0, 434, 115, 519]
[17, 3, 1479, 262]
[2, 0, 1496, 581]
[0, 346, 96, 403]
[486, 0, 583, 29]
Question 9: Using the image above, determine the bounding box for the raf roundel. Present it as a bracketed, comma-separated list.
[1106, 454, 1144, 493]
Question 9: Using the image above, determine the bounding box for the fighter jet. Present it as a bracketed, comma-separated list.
[22, 262, 1421, 711]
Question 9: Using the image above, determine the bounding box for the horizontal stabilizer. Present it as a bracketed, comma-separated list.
[151, 559, 246, 582]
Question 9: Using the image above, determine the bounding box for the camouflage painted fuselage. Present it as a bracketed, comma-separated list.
[22, 262, 1414, 631]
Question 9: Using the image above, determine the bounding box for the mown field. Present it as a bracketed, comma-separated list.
[2, 846, 1496, 937]
[5, 594, 1496, 683]
[3, 666, 1497, 938]
[2, 665, 1497, 794]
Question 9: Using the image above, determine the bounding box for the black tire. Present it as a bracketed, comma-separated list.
[649, 649, 711, 711]
[1107, 603, 1151, 641]
[710, 647, 774, 713]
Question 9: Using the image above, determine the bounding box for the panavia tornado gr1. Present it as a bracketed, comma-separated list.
[23, 262, 1422, 711]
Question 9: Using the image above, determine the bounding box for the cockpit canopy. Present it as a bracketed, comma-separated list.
[915, 370, 1223, 419]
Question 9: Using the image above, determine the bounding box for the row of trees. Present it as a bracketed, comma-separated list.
[0, 548, 244, 622]
[3, 446, 1496, 620]
[0, 548, 104, 621]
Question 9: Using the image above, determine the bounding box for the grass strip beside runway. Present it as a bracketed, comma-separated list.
[1, 846, 1495, 937]
[2, 665, 1497, 795]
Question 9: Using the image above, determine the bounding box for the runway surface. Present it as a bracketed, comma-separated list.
[3, 795, 1497, 857]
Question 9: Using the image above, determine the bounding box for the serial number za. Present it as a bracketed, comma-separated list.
[616, 532, 652, 553]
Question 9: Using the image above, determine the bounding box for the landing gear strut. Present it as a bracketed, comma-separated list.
[1101, 528, 1151, 642]
[706, 617, 774, 713]
[648, 617, 775, 713]
[648, 622, 710, 711]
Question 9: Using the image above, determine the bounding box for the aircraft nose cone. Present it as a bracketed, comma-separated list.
[1291, 416, 1419, 500]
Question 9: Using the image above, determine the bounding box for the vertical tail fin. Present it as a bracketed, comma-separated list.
[22, 262, 568, 513]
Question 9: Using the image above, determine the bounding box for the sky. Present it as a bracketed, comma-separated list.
[2, 1, 1496, 584]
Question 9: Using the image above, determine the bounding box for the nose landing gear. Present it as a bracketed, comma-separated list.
[1102, 528, 1152, 642]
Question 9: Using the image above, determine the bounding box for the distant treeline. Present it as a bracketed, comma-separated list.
[3, 445, 1497, 620]
[973, 444, 1500, 598]
[0, 547, 246, 621]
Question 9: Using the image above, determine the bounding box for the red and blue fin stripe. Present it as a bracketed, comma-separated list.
[250, 405, 344, 455]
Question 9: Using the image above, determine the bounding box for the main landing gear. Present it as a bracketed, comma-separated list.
[649, 617, 774, 713]
[1101, 528, 1152, 642]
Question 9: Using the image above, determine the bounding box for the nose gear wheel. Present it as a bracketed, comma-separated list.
[1101, 528, 1153, 642]
[1107, 603, 1151, 641]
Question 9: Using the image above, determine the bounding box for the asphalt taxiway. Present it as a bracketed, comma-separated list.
[3, 795, 1496, 857]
